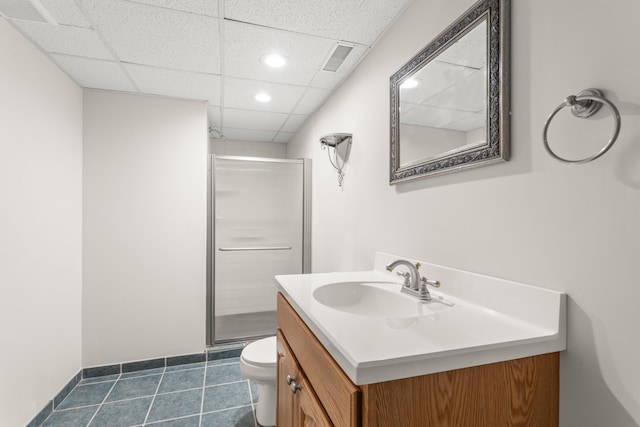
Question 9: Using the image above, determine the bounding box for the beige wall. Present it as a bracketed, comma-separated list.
[0, 20, 83, 426]
[82, 90, 208, 367]
[287, 0, 640, 425]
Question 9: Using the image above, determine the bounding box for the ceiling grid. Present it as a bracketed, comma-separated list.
[2, 0, 412, 143]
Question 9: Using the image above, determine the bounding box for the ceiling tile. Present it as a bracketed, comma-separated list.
[221, 128, 277, 142]
[339, 0, 411, 45]
[224, 0, 361, 40]
[223, 78, 306, 114]
[273, 132, 294, 143]
[401, 61, 474, 105]
[50, 55, 137, 92]
[293, 87, 331, 115]
[13, 21, 113, 59]
[223, 20, 335, 86]
[125, 64, 220, 104]
[7, 0, 409, 145]
[127, 0, 218, 17]
[39, 0, 91, 27]
[309, 43, 368, 89]
[424, 69, 485, 112]
[281, 114, 308, 133]
[223, 108, 288, 131]
[79, 0, 220, 73]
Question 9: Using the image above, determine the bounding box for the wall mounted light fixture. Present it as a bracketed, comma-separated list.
[319, 133, 352, 187]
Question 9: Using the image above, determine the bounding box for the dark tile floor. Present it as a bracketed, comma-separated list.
[40, 357, 264, 427]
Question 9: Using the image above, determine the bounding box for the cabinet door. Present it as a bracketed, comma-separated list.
[296, 374, 332, 427]
[278, 330, 333, 427]
[278, 294, 360, 427]
[277, 331, 297, 427]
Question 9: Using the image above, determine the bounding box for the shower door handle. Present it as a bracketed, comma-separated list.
[218, 246, 292, 252]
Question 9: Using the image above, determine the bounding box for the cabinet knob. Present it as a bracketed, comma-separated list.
[290, 381, 301, 394]
[286, 374, 295, 385]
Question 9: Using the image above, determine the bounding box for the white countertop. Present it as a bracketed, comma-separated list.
[275, 252, 566, 385]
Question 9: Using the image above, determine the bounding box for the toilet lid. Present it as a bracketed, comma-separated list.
[242, 336, 277, 368]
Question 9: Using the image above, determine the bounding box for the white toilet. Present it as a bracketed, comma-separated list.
[240, 336, 277, 426]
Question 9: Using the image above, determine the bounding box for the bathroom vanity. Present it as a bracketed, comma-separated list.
[274, 253, 566, 426]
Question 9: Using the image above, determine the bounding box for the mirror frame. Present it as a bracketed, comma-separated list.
[389, 0, 510, 183]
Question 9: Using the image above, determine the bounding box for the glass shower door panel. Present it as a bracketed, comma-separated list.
[214, 158, 303, 337]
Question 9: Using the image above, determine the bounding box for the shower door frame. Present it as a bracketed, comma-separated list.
[206, 155, 312, 346]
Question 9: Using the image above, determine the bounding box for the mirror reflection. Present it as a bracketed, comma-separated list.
[399, 20, 487, 167]
[389, 0, 509, 183]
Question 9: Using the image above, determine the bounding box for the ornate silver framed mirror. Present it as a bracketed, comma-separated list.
[390, 0, 510, 183]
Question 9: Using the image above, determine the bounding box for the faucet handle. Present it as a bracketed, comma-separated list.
[421, 277, 440, 288]
[396, 271, 411, 286]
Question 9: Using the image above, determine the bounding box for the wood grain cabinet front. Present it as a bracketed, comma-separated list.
[277, 294, 360, 427]
[276, 292, 560, 427]
[276, 330, 296, 427]
[277, 330, 331, 427]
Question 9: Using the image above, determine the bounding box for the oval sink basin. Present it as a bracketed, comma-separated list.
[312, 281, 452, 318]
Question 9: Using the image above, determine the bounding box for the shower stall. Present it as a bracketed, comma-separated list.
[207, 155, 311, 345]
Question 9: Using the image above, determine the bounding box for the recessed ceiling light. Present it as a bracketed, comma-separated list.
[261, 53, 287, 68]
[400, 78, 420, 89]
[254, 93, 272, 102]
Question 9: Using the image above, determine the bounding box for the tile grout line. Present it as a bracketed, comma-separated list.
[198, 362, 208, 427]
[204, 378, 247, 388]
[84, 372, 122, 426]
[141, 366, 167, 426]
[201, 403, 253, 415]
[54, 394, 156, 409]
[145, 413, 201, 426]
[42, 372, 120, 425]
[207, 358, 240, 368]
[165, 363, 206, 373]
[34, 354, 243, 426]
[48, 377, 85, 416]
[79, 376, 120, 385]
[157, 385, 204, 396]
[246, 380, 259, 427]
[47, 403, 100, 413]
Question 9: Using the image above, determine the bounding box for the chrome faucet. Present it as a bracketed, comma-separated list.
[386, 259, 440, 301]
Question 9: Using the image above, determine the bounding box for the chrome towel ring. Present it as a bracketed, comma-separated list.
[542, 88, 621, 164]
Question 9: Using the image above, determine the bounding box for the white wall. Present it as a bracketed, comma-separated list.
[0, 20, 83, 427]
[210, 138, 287, 158]
[82, 90, 208, 367]
[287, 0, 640, 425]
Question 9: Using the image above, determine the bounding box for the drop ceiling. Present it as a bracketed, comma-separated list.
[2, 0, 412, 143]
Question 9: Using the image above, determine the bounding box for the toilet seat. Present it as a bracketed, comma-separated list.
[241, 336, 277, 368]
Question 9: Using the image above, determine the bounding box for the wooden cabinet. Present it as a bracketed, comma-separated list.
[277, 330, 332, 427]
[277, 294, 360, 427]
[296, 373, 332, 426]
[276, 293, 560, 427]
[276, 330, 296, 427]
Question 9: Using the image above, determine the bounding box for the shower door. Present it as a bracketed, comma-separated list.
[210, 156, 309, 344]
